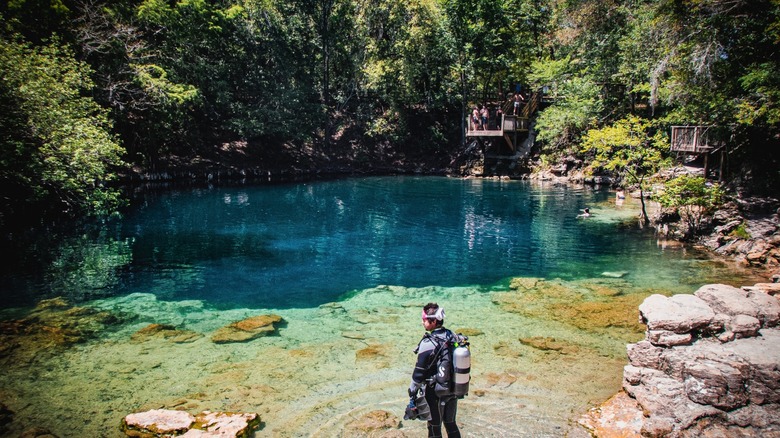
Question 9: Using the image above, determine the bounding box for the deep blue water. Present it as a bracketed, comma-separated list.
[0, 177, 745, 310]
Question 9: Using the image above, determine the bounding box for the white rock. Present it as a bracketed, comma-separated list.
[123, 409, 195, 436]
[639, 294, 714, 333]
[647, 330, 693, 347]
[729, 314, 761, 338]
[695, 284, 760, 319]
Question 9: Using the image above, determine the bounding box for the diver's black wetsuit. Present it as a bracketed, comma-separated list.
[410, 327, 462, 438]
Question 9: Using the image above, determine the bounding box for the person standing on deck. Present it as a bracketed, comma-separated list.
[513, 93, 525, 116]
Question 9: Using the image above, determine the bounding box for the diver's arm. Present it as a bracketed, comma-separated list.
[409, 338, 436, 394]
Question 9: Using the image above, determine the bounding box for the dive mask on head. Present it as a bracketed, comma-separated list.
[422, 307, 445, 321]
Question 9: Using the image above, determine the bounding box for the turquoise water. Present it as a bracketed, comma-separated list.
[0, 177, 755, 309]
[0, 177, 766, 437]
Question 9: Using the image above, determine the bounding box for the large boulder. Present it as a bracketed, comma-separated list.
[590, 283, 780, 437]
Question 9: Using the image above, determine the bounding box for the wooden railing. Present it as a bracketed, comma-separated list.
[670, 126, 723, 153]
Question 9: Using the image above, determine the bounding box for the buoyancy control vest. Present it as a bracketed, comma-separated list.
[424, 329, 471, 398]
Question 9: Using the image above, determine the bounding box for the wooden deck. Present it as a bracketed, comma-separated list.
[466, 115, 529, 152]
[465, 92, 542, 152]
[670, 126, 723, 154]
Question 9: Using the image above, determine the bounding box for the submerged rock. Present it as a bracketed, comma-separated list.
[131, 324, 202, 344]
[519, 336, 579, 354]
[211, 314, 283, 344]
[0, 298, 127, 365]
[600, 271, 628, 278]
[343, 410, 400, 437]
[493, 279, 646, 336]
[509, 277, 542, 290]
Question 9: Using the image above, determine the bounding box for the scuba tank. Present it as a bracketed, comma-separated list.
[452, 335, 470, 397]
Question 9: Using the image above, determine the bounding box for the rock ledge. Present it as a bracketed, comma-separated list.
[581, 282, 780, 437]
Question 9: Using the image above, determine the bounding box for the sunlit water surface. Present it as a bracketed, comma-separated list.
[0, 177, 765, 437]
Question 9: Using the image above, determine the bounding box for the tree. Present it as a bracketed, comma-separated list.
[656, 175, 724, 239]
[530, 57, 603, 155]
[0, 36, 126, 225]
[580, 115, 669, 221]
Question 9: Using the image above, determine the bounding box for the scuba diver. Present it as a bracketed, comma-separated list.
[407, 303, 462, 438]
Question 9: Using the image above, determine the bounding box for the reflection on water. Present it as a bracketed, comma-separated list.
[0, 177, 767, 437]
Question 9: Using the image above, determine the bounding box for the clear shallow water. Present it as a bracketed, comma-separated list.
[0, 176, 767, 437]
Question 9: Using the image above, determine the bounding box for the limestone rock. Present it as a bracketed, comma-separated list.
[694, 284, 762, 320]
[744, 289, 780, 326]
[746, 282, 780, 295]
[211, 314, 283, 344]
[123, 409, 195, 437]
[638, 294, 714, 334]
[647, 330, 692, 347]
[123, 409, 260, 438]
[614, 284, 780, 438]
[578, 391, 643, 438]
[727, 314, 761, 338]
[183, 411, 260, 437]
[682, 358, 749, 410]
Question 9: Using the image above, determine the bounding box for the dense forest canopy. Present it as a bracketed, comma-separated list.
[1, 0, 778, 226]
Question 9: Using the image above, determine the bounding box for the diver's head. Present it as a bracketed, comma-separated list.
[422, 302, 445, 328]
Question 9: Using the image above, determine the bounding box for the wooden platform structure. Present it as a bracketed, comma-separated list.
[670, 125, 728, 180]
[670, 126, 724, 154]
[466, 92, 541, 153]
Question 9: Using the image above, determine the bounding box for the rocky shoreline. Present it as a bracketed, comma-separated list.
[580, 281, 780, 437]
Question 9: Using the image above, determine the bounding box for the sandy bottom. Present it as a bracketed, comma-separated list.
[0, 273, 759, 437]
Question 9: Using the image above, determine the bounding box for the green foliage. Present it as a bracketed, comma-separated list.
[656, 175, 725, 238]
[0, 36, 126, 224]
[736, 63, 780, 125]
[730, 222, 751, 240]
[534, 71, 603, 152]
[580, 115, 668, 182]
[580, 115, 669, 219]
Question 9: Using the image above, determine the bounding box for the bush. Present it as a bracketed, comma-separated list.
[656, 175, 724, 239]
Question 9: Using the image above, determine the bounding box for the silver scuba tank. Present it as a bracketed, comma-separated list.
[452, 339, 470, 396]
